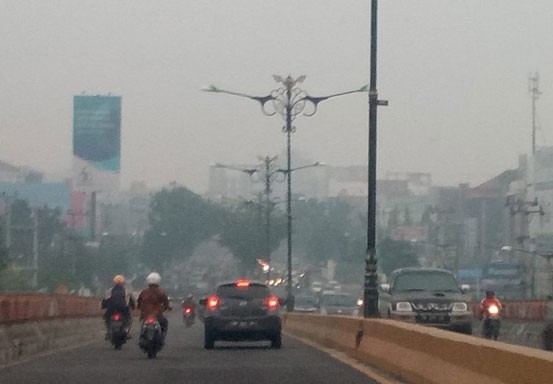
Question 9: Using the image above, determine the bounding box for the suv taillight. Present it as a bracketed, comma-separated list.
[207, 295, 220, 311]
[265, 296, 279, 311]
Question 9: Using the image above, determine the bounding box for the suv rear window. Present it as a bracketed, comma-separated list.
[217, 284, 270, 299]
[393, 271, 459, 292]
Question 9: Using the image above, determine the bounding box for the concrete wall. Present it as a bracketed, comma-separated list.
[283, 313, 553, 384]
[0, 317, 104, 368]
[0, 293, 102, 322]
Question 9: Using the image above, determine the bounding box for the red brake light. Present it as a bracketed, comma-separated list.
[184, 308, 191, 314]
[236, 279, 251, 288]
[207, 295, 220, 311]
[266, 296, 279, 311]
[145, 315, 156, 324]
[111, 313, 121, 321]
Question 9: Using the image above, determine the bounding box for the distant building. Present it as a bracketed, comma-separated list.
[0, 181, 71, 212]
[0, 160, 44, 183]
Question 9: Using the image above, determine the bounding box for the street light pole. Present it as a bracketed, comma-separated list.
[204, 75, 367, 311]
[365, 0, 388, 318]
[215, 156, 282, 280]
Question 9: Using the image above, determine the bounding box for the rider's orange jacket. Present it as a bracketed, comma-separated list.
[137, 285, 169, 319]
[479, 297, 503, 318]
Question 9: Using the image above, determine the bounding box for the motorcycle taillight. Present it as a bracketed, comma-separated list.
[184, 307, 192, 314]
[145, 315, 156, 324]
[111, 313, 121, 321]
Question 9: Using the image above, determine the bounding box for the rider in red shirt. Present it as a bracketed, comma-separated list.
[479, 289, 503, 319]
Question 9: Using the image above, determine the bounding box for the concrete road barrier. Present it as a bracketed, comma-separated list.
[284, 313, 553, 384]
[0, 318, 104, 368]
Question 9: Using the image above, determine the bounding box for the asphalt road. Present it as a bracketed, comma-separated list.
[0, 312, 387, 384]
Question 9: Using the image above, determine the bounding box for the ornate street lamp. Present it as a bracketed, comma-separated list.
[204, 75, 367, 311]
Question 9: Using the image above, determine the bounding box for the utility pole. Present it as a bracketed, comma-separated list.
[529, 72, 541, 155]
[262, 156, 279, 279]
[5, 198, 12, 253]
[31, 208, 39, 289]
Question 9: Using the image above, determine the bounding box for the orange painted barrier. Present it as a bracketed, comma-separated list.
[284, 313, 553, 384]
[0, 293, 102, 323]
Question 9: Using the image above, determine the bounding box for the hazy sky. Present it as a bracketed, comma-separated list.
[1, 1, 552, 194]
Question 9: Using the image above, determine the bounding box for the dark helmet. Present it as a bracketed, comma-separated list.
[485, 289, 495, 297]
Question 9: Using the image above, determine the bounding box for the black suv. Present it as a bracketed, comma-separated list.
[380, 267, 473, 334]
[200, 279, 282, 349]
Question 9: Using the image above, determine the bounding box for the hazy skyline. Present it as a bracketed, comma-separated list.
[1, 1, 552, 194]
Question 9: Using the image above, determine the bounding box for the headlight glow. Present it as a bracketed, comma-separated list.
[488, 304, 499, 315]
[452, 302, 468, 312]
[395, 302, 412, 311]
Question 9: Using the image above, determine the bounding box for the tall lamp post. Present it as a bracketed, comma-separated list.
[365, 0, 388, 318]
[215, 155, 284, 279]
[204, 75, 366, 311]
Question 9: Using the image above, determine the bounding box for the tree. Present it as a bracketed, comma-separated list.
[293, 198, 358, 265]
[0, 200, 67, 291]
[378, 237, 420, 276]
[217, 200, 286, 274]
[141, 184, 221, 270]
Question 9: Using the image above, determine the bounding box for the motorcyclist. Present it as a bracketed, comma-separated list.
[479, 289, 503, 318]
[181, 294, 197, 321]
[137, 272, 170, 345]
[101, 274, 135, 339]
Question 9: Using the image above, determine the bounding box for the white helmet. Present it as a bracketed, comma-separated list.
[146, 272, 161, 285]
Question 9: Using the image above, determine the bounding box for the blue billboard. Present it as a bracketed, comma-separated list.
[72, 95, 121, 192]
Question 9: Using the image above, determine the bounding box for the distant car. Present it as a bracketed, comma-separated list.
[200, 279, 282, 349]
[293, 294, 319, 313]
[318, 291, 360, 316]
[380, 267, 473, 334]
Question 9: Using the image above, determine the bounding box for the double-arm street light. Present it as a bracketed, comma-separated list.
[215, 155, 285, 280]
[204, 75, 366, 311]
[215, 156, 322, 307]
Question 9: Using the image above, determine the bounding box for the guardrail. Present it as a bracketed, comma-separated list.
[0, 293, 102, 323]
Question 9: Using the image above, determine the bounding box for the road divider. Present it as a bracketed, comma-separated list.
[283, 313, 553, 384]
[0, 293, 101, 322]
[0, 293, 103, 369]
[0, 317, 104, 368]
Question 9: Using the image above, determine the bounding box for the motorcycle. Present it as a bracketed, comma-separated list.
[138, 315, 163, 359]
[108, 312, 128, 350]
[182, 306, 195, 327]
[483, 304, 501, 340]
